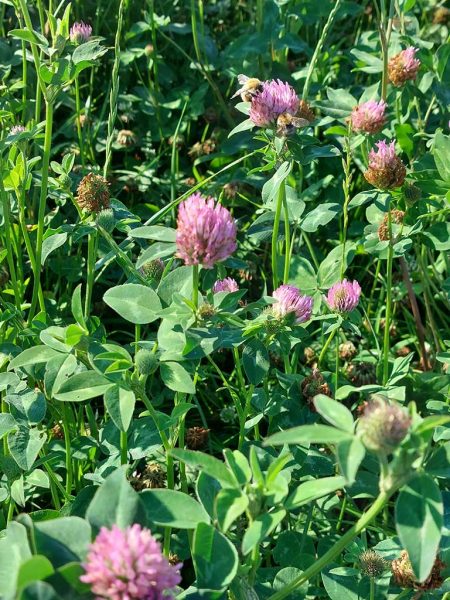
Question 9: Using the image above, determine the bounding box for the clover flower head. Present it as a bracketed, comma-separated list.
[249, 79, 299, 127]
[10, 125, 26, 135]
[364, 140, 406, 189]
[176, 192, 237, 268]
[388, 47, 420, 87]
[213, 277, 239, 293]
[76, 173, 110, 213]
[326, 279, 361, 313]
[272, 284, 313, 323]
[70, 21, 92, 44]
[357, 396, 411, 454]
[80, 524, 182, 600]
[351, 100, 386, 134]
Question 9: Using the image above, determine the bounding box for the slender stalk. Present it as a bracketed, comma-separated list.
[29, 100, 54, 321]
[272, 181, 285, 290]
[267, 492, 391, 600]
[282, 195, 291, 283]
[61, 403, 73, 495]
[192, 264, 199, 310]
[0, 179, 20, 308]
[318, 328, 338, 368]
[302, 0, 342, 100]
[340, 126, 352, 278]
[120, 431, 128, 465]
[85, 228, 97, 318]
[103, 0, 126, 178]
[382, 210, 393, 385]
[369, 577, 375, 600]
[74, 76, 85, 168]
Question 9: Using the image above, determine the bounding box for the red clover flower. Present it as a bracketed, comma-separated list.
[364, 140, 406, 190]
[176, 192, 237, 268]
[351, 100, 386, 134]
[80, 524, 182, 600]
[272, 284, 313, 324]
[326, 279, 361, 313]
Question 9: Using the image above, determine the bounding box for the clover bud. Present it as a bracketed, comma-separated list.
[357, 396, 411, 454]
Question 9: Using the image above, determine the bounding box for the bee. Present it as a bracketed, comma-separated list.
[276, 112, 310, 137]
[232, 74, 263, 102]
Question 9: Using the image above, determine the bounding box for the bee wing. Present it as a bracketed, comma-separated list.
[292, 117, 310, 128]
[237, 74, 250, 84]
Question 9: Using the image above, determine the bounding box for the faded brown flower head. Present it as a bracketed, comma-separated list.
[346, 362, 377, 386]
[303, 346, 317, 366]
[168, 553, 181, 567]
[76, 173, 110, 213]
[396, 345, 412, 357]
[76, 114, 89, 129]
[377, 209, 405, 241]
[359, 549, 389, 578]
[388, 47, 420, 87]
[223, 181, 240, 199]
[364, 141, 406, 190]
[301, 369, 332, 407]
[117, 129, 137, 147]
[357, 396, 411, 454]
[188, 139, 216, 159]
[296, 99, 315, 123]
[198, 303, 216, 321]
[186, 426, 210, 449]
[392, 550, 445, 590]
[433, 6, 449, 24]
[51, 422, 64, 440]
[380, 318, 398, 337]
[129, 462, 166, 492]
[339, 341, 357, 361]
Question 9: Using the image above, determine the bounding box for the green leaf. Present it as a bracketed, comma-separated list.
[86, 468, 146, 531]
[215, 488, 249, 533]
[193, 522, 239, 589]
[336, 438, 365, 484]
[395, 473, 443, 581]
[433, 130, 450, 183]
[72, 39, 108, 65]
[19, 581, 60, 599]
[170, 449, 238, 488]
[242, 509, 286, 555]
[34, 517, 91, 568]
[157, 266, 193, 305]
[44, 354, 78, 399]
[286, 476, 346, 509]
[8, 426, 47, 471]
[228, 118, 254, 138]
[265, 424, 354, 446]
[160, 362, 195, 394]
[54, 371, 113, 402]
[242, 340, 269, 385]
[9, 347, 63, 370]
[9, 28, 48, 48]
[129, 225, 176, 242]
[17, 556, 54, 589]
[314, 394, 354, 433]
[423, 222, 450, 251]
[141, 488, 210, 529]
[41, 233, 67, 265]
[104, 385, 135, 432]
[301, 203, 341, 233]
[71, 284, 87, 330]
[261, 161, 292, 206]
[0, 413, 17, 439]
[103, 284, 162, 324]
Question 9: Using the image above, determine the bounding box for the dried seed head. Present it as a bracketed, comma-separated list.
[223, 181, 240, 199]
[404, 182, 421, 206]
[392, 550, 445, 590]
[359, 549, 389, 578]
[117, 129, 137, 147]
[357, 396, 411, 454]
[198, 303, 216, 320]
[339, 341, 357, 361]
[76, 173, 110, 213]
[433, 6, 449, 24]
[140, 258, 165, 282]
[186, 426, 209, 449]
[51, 422, 64, 440]
[303, 346, 317, 365]
[301, 369, 332, 406]
[346, 361, 377, 386]
[130, 462, 166, 491]
[377, 210, 405, 241]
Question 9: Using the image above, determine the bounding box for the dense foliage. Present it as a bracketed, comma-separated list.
[0, 0, 449, 599]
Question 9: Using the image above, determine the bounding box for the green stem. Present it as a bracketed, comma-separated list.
[382, 211, 393, 385]
[192, 264, 199, 310]
[282, 195, 291, 283]
[302, 0, 342, 100]
[61, 403, 73, 495]
[318, 327, 338, 368]
[120, 430, 128, 465]
[267, 492, 391, 600]
[0, 179, 20, 308]
[369, 577, 375, 600]
[29, 100, 54, 321]
[85, 229, 97, 318]
[75, 76, 85, 168]
[272, 181, 285, 291]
